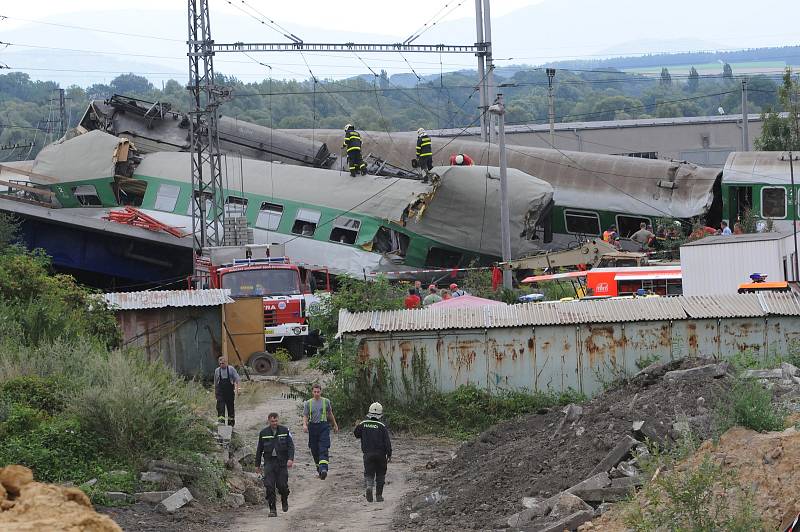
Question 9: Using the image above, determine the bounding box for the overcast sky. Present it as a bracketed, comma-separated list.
[2, 0, 799, 85]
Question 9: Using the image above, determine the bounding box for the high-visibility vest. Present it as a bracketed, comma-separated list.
[416, 135, 432, 158]
[343, 131, 362, 154]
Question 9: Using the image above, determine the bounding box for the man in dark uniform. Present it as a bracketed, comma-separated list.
[256, 412, 295, 517]
[342, 124, 367, 177]
[214, 356, 240, 426]
[354, 402, 392, 502]
[416, 128, 433, 175]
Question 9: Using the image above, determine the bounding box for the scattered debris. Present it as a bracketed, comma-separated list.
[134, 491, 175, 504]
[156, 487, 194, 514]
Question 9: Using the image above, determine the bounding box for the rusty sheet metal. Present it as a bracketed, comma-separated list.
[680, 294, 765, 319]
[104, 289, 233, 310]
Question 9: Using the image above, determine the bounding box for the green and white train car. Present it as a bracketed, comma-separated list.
[24, 130, 554, 277]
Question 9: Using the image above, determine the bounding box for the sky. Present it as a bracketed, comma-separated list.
[1, 0, 799, 86]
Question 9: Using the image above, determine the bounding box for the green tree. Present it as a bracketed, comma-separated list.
[660, 68, 672, 87]
[722, 63, 733, 80]
[754, 68, 800, 151]
[687, 67, 700, 92]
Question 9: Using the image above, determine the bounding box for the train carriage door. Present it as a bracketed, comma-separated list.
[728, 186, 753, 224]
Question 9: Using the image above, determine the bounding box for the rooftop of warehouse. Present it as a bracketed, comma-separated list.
[337, 292, 800, 335]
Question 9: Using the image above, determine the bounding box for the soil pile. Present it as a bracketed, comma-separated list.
[0, 465, 122, 531]
[399, 358, 729, 531]
[588, 425, 800, 531]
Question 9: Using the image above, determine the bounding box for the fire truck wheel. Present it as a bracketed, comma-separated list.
[284, 337, 305, 361]
[248, 352, 279, 376]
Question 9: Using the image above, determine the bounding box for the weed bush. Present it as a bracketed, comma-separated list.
[315, 341, 584, 438]
[715, 378, 787, 434]
[1, 375, 68, 414]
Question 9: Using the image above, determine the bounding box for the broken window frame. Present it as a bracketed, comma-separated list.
[154, 183, 181, 212]
[615, 215, 652, 239]
[71, 184, 103, 207]
[224, 195, 249, 217]
[255, 202, 284, 231]
[328, 216, 361, 245]
[761, 186, 787, 219]
[425, 246, 464, 268]
[372, 226, 410, 257]
[291, 208, 322, 237]
[564, 209, 601, 235]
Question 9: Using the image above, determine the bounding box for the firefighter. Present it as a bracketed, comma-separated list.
[256, 412, 295, 517]
[354, 402, 392, 502]
[342, 124, 367, 177]
[214, 356, 240, 426]
[416, 128, 433, 174]
[302, 383, 339, 479]
[449, 152, 474, 166]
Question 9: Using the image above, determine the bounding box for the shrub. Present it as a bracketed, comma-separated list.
[715, 378, 787, 434]
[74, 351, 214, 465]
[1, 375, 68, 414]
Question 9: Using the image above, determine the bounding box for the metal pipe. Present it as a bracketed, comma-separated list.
[791, 152, 798, 281]
[483, 0, 494, 142]
[741, 79, 749, 151]
[490, 93, 512, 289]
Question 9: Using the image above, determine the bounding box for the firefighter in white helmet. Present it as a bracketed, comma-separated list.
[354, 402, 392, 502]
[415, 128, 433, 175]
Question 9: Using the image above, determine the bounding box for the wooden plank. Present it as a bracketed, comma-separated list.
[0, 178, 55, 198]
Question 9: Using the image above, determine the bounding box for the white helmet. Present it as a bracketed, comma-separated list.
[344, 123, 353, 132]
[455, 154, 464, 165]
[368, 402, 383, 417]
[417, 128, 425, 137]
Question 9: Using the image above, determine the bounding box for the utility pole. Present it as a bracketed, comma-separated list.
[741, 78, 749, 151]
[58, 89, 67, 139]
[482, 0, 495, 141]
[791, 152, 799, 282]
[546, 68, 556, 147]
[489, 93, 512, 290]
[474, 0, 487, 142]
[187, 0, 227, 259]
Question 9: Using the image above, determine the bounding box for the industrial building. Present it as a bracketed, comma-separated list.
[338, 292, 800, 399]
[431, 113, 765, 167]
[680, 232, 800, 296]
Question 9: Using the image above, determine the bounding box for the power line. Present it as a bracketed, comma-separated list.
[0, 14, 184, 42]
[403, 1, 466, 45]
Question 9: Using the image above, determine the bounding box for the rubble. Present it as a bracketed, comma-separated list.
[156, 487, 194, 513]
[134, 491, 174, 504]
[401, 358, 729, 531]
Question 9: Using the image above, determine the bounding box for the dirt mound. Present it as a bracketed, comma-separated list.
[400, 358, 729, 531]
[589, 425, 800, 531]
[0, 465, 121, 531]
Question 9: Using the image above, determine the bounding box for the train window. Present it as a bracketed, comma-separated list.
[761, 187, 786, 219]
[115, 178, 147, 207]
[71, 185, 102, 206]
[329, 217, 361, 245]
[564, 210, 600, 235]
[372, 226, 410, 256]
[154, 184, 180, 212]
[616, 215, 651, 239]
[186, 190, 213, 218]
[255, 202, 283, 230]
[425, 247, 463, 268]
[225, 195, 248, 217]
[291, 208, 321, 237]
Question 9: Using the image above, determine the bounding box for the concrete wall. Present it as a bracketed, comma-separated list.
[501, 116, 761, 167]
[116, 306, 224, 379]
[352, 315, 800, 399]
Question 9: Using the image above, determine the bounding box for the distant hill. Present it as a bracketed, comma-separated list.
[543, 45, 800, 71]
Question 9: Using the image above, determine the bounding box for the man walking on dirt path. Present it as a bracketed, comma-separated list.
[214, 356, 240, 426]
[303, 384, 339, 479]
[256, 412, 295, 517]
[354, 402, 392, 503]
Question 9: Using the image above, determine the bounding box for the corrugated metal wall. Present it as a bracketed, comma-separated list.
[680, 239, 784, 295]
[353, 315, 800, 399]
[117, 306, 223, 379]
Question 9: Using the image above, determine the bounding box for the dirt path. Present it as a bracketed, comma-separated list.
[231, 378, 454, 532]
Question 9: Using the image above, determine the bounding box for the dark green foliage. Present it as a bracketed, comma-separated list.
[755, 68, 800, 151]
[0, 375, 68, 414]
[715, 378, 786, 434]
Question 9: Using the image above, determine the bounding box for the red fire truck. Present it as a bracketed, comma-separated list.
[198, 245, 325, 361]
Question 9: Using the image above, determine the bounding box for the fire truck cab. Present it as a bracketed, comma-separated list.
[200, 244, 324, 361]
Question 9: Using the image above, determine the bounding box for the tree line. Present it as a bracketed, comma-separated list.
[0, 63, 788, 160]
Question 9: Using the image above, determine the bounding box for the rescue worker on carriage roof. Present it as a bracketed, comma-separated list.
[416, 128, 433, 174]
[343, 124, 367, 177]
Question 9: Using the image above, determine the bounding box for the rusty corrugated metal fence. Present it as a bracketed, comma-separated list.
[339, 293, 800, 398]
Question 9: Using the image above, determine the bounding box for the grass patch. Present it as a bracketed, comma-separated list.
[714, 378, 787, 434]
